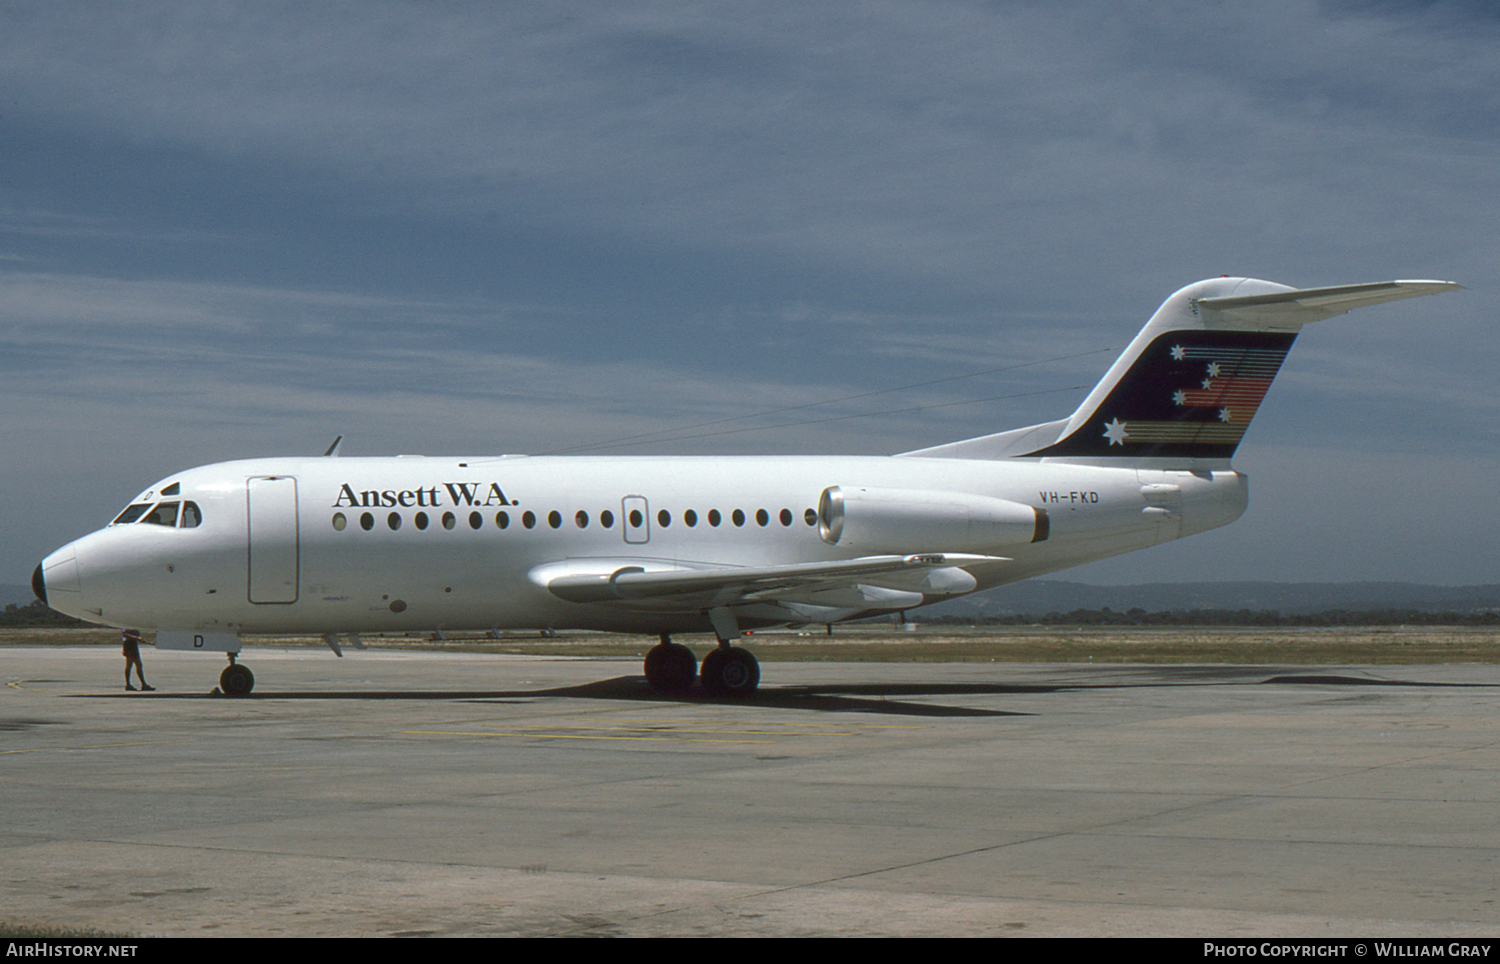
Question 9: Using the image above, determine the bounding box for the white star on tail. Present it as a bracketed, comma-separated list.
[1103, 418, 1129, 446]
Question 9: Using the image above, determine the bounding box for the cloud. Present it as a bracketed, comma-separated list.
[4, 3, 1495, 291]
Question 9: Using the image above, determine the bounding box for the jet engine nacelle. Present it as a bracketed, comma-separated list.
[817, 485, 1048, 554]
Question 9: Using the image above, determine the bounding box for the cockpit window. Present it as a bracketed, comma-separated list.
[111, 503, 153, 526]
[142, 502, 180, 527]
[110, 500, 204, 528]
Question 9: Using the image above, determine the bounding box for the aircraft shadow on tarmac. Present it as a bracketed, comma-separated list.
[92, 678, 1042, 718]
[79, 667, 1500, 719]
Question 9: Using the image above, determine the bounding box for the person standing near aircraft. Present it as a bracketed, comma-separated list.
[121, 629, 154, 692]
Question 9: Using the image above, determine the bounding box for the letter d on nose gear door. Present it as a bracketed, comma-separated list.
[248, 476, 300, 603]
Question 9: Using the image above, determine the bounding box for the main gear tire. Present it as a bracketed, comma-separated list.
[700, 646, 759, 697]
[644, 642, 697, 692]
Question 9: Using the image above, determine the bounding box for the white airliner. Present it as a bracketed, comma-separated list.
[34, 277, 1460, 697]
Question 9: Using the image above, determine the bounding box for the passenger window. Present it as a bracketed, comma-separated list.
[548, 510, 562, 529]
[415, 512, 429, 530]
[360, 512, 375, 531]
[388, 512, 402, 531]
[657, 509, 671, 528]
[495, 511, 509, 529]
[600, 509, 614, 528]
[522, 511, 536, 529]
[332, 512, 347, 531]
[442, 512, 456, 530]
[111, 504, 153, 526]
[575, 510, 589, 528]
[684, 509, 697, 527]
[143, 502, 179, 527]
[780, 508, 793, 527]
[804, 508, 817, 526]
[181, 502, 202, 528]
[470, 512, 483, 530]
[756, 509, 769, 527]
[732, 509, 745, 527]
[708, 509, 721, 527]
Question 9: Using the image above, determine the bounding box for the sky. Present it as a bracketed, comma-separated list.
[2, 0, 1495, 589]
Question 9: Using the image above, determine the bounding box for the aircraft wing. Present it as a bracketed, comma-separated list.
[531, 553, 1006, 611]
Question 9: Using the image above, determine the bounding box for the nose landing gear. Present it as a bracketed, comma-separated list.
[219, 653, 255, 697]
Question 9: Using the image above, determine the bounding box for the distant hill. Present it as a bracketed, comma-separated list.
[922, 581, 1500, 619]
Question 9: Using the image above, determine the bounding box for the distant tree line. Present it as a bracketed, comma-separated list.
[919, 607, 1500, 627]
[0, 601, 87, 627]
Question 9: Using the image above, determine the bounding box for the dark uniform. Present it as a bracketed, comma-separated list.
[122, 629, 153, 691]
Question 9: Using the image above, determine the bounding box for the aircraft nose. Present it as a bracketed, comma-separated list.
[37, 544, 83, 617]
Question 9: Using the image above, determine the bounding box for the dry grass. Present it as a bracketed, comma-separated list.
[8, 625, 1497, 664]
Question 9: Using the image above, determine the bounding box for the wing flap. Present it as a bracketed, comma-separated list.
[533, 553, 1005, 609]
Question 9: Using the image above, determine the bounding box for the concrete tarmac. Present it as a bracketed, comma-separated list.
[3, 646, 1498, 938]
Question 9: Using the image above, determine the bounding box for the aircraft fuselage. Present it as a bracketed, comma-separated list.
[39, 454, 1246, 637]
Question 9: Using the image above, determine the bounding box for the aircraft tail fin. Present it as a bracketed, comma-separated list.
[902, 278, 1461, 464]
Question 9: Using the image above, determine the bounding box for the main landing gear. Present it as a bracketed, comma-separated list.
[643, 634, 697, 692]
[643, 633, 760, 697]
[219, 652, 255, 697]
[700, 644, 760, 696]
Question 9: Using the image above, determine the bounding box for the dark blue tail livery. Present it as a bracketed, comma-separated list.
[1021, 329, 1296, 460]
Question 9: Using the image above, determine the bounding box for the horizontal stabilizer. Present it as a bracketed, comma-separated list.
[1197, 280, 1463, 326]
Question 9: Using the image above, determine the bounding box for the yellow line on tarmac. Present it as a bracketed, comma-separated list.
[0, 739, 198, 755]
[6, 679, 56, 692]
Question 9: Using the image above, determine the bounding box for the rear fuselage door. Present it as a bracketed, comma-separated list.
[247, 476, 299, 603]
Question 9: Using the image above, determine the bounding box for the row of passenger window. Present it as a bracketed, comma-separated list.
[333, 506, 820, 533]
